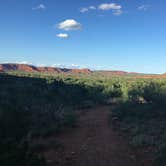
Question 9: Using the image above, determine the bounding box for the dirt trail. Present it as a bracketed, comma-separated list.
[44, 106, 148, 166]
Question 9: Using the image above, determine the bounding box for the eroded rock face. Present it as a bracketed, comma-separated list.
[0, 65, 3, 72]
[0, 63, 92, 74]
[0, 64, 37, 72]
[37, 67, 61, 73]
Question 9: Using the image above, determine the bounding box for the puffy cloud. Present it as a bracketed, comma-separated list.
[138, 5, 150, 11]
[80, 3, 123, 16]
[16, 61, 30, 64]
[80, 6, 96, 13]
[32, 4, 46, 10]
[70, 64, 80, 69]
[80, 7, 89, 13]
[1, 61, 32, 65]
[98, 3, 121, 10]
[57, 19, 81, 31]
[56, 33, 69, 38]
[52, 64, 65, 68]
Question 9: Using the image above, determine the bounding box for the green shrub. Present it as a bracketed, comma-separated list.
[130, 134, 155, 147]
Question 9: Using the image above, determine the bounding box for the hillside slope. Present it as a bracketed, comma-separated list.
[0, 64, 91, 74]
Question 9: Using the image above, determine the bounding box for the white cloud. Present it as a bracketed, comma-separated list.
[52, 64, 81, 69]
[80, 6, 96, 13]
[138, 5, 150, 11]
[1, 61, 32, 65]
[32, 4, 46, 10]
[52, 64, 65, 68]
[16, 61, 30, 64]
[113, 9, 123, 16]
[98, 3, 121, 10]
[89, 6, 96, 10]
[56, 33, 69, 38]
[37, 64, 47, 67]
[57, 19, 81, 31]
[80, 3, 123, 16]
[70, 64, 80, 69]
[80, 7, 89, 13]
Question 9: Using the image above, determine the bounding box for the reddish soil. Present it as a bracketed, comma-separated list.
[42, 106, 151, 166]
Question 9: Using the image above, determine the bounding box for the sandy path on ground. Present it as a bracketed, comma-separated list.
[44, 106, 149, 166]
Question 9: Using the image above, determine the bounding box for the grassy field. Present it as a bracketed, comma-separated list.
[1, 71, 166, 166]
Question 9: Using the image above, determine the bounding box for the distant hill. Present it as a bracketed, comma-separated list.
[96, 70, 141, 75]
[0, 63, 91, 74]
[0, 63, 165, 78]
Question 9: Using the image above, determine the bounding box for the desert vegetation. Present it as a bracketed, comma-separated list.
[1, 71, 166, 166]
[111, 80, 166, 166]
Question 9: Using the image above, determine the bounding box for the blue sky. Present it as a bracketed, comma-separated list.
[0, 0, 166, 73]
